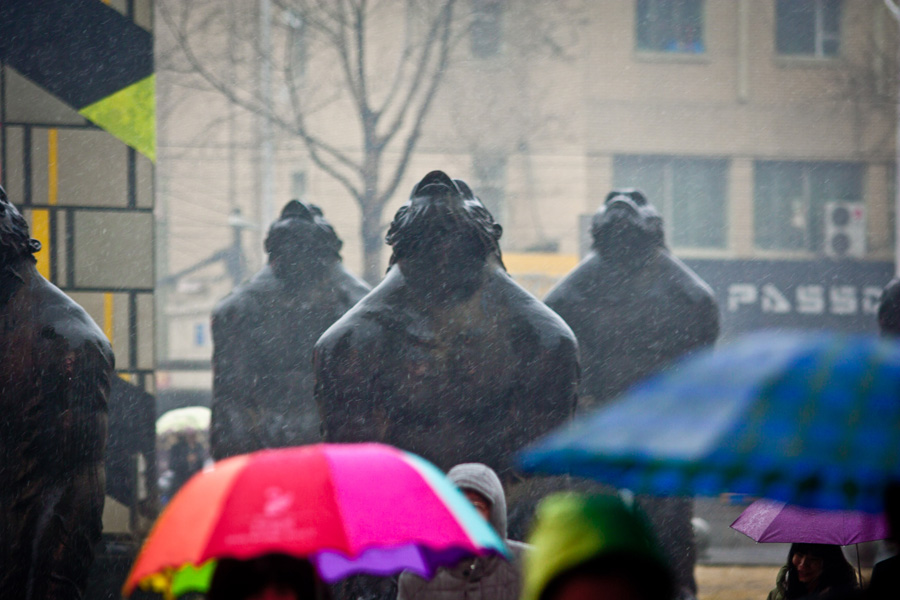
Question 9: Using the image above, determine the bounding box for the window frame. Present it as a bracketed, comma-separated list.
[612, 154, 729, 251]
[634, 0, 707, 56]
[774, 0, 843, 59]
[753, 160, 863, 254]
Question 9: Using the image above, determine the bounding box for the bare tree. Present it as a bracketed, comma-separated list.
[159, 0, 462, 282]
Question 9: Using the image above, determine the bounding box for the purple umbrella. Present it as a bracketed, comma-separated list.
[731, 498, 889, 546]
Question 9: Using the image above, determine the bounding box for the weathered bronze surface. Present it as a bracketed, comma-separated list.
[545, 189, 720, 598]
[314, 171, 579, 476]
[0, 188, 114, 600]
[211, 201, 370, 460]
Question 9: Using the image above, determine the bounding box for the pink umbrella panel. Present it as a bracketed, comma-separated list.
[731, 498, 889, 546]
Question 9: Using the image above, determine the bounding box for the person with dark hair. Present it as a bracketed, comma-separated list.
[207, 554, 331, 600]
[521, 493, 674, 600]
[877, 278, 900, 337]
[767, 543, 858, 600]
[168, 429, 206, 493]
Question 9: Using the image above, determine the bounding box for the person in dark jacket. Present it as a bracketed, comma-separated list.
[397, 463, 527, 600]
[767, 543, 858, 600]
[168, 429, 206, 492]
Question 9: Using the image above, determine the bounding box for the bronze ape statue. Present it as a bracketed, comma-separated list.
[211, 200, 370, 460]
[545, 188, 719, 599]
[314, 170, 579, 476]
[0, 187, 114, 600]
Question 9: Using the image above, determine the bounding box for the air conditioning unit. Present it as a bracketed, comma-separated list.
[824, 202, 866, 258]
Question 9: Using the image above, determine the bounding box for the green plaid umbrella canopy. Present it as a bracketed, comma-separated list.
[518, 331, 900, 512]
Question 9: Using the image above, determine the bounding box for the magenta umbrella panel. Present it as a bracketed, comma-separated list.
[731, 498, 889, 546]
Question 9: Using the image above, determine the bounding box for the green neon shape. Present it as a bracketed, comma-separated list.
[79, 74, 156, 161]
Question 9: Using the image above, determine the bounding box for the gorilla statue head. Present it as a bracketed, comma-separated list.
[591, 188, 664, 269]
[0, 185, 42, 268]
[386, 170, 503, 300]
[264, 200, 343, 280]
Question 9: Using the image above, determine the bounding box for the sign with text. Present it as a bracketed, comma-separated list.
[682, 258, 894, 340]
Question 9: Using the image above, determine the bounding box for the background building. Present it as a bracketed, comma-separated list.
[157, 0, 898, 406]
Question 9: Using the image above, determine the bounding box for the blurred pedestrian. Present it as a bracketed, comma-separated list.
[521, 492, 674, 600]
[207, 553, 331, 600]
[877, 278, 900, 337]
[397, 463, 527, 600]
[169, 429, 206, 492]
[767, 543, 858, 600]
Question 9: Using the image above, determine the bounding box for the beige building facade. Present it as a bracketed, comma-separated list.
[158, 0, 898, 396]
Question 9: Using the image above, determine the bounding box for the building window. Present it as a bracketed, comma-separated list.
[754, 161, 862, 252]
[472, 154, 506, 220]
[775, 0, 842, 58]
[613, 156, 728, 249]
[636, 0, 705, 54]
[470, 0, 503, 58]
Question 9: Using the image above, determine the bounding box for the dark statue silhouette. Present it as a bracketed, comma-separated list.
[0, 187, 114, 600]
[314, 170, 579, 476]
[545, 188, 720, 599]
[878, 277, 900, 337]
[211, 200, 370, 460]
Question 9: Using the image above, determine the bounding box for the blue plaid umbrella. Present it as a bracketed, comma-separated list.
[517, 331, 900, 512]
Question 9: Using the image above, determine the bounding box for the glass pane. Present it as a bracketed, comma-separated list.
[776, 0, 815, 55]
[613, 156, 666, 200]
[822, 0, 842, 35]
[671, 159, 727, 248]
[74, 211, 154, 288]
[636, 0, 704, 53]
[754, 161, 806, 250]
[822, 38, 840, 57]
[809, 162, 862, 252]
[612, 155, 667, 226]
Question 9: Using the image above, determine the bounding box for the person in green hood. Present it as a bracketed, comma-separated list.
[522, 493, 674, 600]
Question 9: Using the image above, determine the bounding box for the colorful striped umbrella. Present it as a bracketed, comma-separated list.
[518, 331, 900, 513]
[124, 444, 508, 598]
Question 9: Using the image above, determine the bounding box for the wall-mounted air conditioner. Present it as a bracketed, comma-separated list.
[823, 202, 866, 258]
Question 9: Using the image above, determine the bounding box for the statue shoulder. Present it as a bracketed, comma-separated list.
[331, 264, 372, 304]
[490, 268, 578, 351]
[315, 287, 388, 354]
[544, 253, 602, 310]
[212, 267, 278, 322]
[30, 277, 114, 365]
[658, 252, 718, 305]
